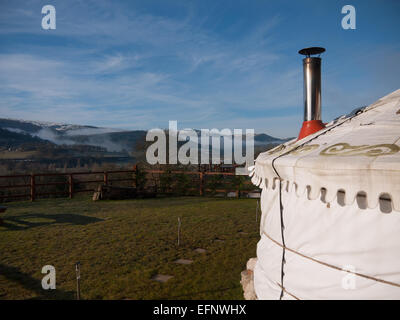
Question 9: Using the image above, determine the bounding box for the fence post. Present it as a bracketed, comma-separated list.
[69, 174, 74, 199]
[30, 174, 35, 202]
[199, 172, 203, 196]
[133, 165, 138, 188]
[103, 171, 108, 185]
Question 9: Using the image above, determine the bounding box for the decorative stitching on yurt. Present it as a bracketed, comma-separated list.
[269, 107, 368, 300]
[264, 232, 400, 289]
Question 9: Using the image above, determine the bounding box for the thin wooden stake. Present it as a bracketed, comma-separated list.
[75, 262, 81, 300]
[177, 217, 181, 246]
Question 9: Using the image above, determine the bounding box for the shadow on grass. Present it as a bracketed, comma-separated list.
[2, 213, 103, 230]
[124, 196, 223, 209]
[0, 264, 75, 300]
[157, 285, 241, 300]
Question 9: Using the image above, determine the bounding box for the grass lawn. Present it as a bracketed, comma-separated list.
[0, 196, 259, 300]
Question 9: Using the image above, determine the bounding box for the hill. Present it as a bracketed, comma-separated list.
[0, 118, 291, 167]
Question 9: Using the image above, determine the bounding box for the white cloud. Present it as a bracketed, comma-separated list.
[4, 0, 396, 138]
[0, 1, 299, 136]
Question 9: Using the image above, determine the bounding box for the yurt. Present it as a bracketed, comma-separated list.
[242, 47, 400, 300]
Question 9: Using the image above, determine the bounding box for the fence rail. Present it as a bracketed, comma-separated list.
[0, 168, 258, 202]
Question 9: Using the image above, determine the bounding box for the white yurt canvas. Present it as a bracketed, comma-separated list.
[248, 88, 400, 300]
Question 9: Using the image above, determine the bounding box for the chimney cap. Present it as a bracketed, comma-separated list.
[298, 47, 326, 57]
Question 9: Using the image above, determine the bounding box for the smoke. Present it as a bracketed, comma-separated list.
[31, 128, 125, 152]
[32, 128, 70, 144]
[4, 127, 27, 134]
[63, 127, 122, 136]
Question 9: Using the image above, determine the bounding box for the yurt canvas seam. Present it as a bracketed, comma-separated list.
[269, 106, 368, 300]
[264, 231, 400, 289]
[276, 282, 301, 300]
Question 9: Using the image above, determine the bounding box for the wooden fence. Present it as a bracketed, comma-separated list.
[0, 169, 258, 202]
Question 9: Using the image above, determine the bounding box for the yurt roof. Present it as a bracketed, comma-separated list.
[250, 88, 400, 211]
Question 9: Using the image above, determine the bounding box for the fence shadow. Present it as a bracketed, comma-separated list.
[2, 213, 103, 231]
[0, 263, 75, 300]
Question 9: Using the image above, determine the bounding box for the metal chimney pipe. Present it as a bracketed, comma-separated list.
[297, 47, 326, 140]
[303, 57, 321, 121]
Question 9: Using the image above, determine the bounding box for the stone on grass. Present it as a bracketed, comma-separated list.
[194, 248, 206, 254]
[214, 239, 225, 243]
[246, 257, 257, 270]
[240, 257, 257, 300]
[174, 259, 193, 265]
[152, 274, 173, 283]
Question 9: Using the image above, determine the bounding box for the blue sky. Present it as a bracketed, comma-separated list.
[0, 0, 399, 138]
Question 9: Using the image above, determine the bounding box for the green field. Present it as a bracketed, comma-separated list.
[0, 196, 259, 300]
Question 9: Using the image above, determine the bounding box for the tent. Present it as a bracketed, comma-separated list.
[247, 88, 400, 299]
